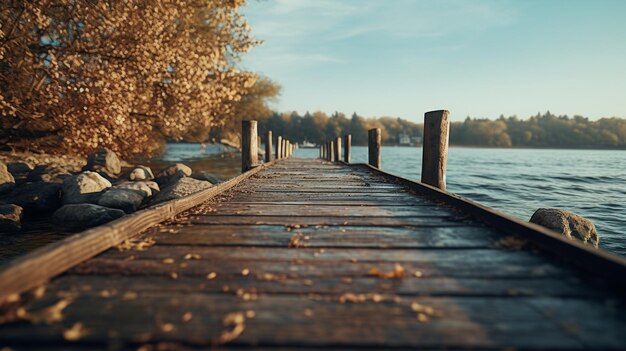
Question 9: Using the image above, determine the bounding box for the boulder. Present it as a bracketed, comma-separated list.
[7, 162, 33, 184]
[114, 181, 159, 197]
[83, 148, 122, 177]
[0, 182, 62, 213]
[0, 161, 15, 194]
[191, 171, 221, 185]
[52, 204, 125, 231]
[62, 171, 111, 204]
[150, 177, 213, 205]
[156, 163, 192, 177]
[530, 208, 599, 247]
[155, 163, 192, 188]
[98, 188, 145, 213]
[129, 166, 154, 181]
[0, 204, 22, 232]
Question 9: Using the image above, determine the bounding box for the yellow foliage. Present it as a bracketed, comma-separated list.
[0, 0, 259, 157]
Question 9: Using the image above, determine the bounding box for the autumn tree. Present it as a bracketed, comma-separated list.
[210, 76, 280, 145]
[1, 0, 259, 157]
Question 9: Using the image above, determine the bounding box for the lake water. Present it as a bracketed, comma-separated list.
[113, 143, 626, 258]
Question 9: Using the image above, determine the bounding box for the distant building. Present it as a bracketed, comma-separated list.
[398, 132, 411, 145]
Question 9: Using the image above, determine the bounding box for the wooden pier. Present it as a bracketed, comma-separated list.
[1, 116, 626, 350]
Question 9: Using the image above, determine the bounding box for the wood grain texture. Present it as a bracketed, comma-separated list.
[344, 134, 351, 163]
[1, 158, 625, 350]
[241, 120, 258, 172]
[265, 131, 273, 163]
[368, 128, 381, 169]
[421, 110, 449, 190]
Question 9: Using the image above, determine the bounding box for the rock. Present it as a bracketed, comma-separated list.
[0, 161, 15, 194]
[7, 162, 33, 184]
[114, 181, 160, 197]
[154, 163, 192, 189]
[155, 163, 192, 188]
[191, 171, 221, 185]
[62, 171, 111, 204]
[150, 177, 213, 205]
[83, 148, 122, 177]
[26, 164, 71, 183]
[52, 204, 125, 231]
[98, 188, 145, 213]
[0, 204, 22, 232]
[155, 170, 186, 189]
[530, 208, 599, 247]
[0, 182, 62, 213]
[129, 166, 154, 181]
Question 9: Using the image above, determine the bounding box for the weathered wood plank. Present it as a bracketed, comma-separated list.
[206, 204, 457, 217]
[4, 294, 624, 348]
[68, 256, 572, 279]
[146, 225, 500, 249]
[187, 215, 471, 226]
[49, 274, 603, 298]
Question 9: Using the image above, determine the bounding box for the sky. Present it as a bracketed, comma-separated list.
[240, 0, 626, 122]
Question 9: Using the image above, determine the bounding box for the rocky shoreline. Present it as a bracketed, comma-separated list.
[0, 149, 220, 233]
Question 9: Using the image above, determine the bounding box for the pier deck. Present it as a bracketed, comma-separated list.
[1, 158, 625, 350]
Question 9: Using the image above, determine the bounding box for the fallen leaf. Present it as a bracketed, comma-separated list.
[369, 263, 406, 279]
[182, 312, 193, 322]
[63, 322, 89, 341]
[218, 312, 246, 344]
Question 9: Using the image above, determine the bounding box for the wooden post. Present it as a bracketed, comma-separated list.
[343, 134, 351, 163]
[286, 140, 291, 158]
[265, 131, 273, 163]
[281, 139, 287, 158]
[368, 128, 381, 169]
[241, 120, 258, 172]
[421, 110, 450, 191]
[329, 140, 335, 162]
[334, 136, 341, 162]
[319, 145, 323, 159]
[276, 136, 282, 160]
[325, 142, 329, 160]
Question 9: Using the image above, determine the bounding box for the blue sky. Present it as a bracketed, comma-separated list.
[241, 0, 626, 122]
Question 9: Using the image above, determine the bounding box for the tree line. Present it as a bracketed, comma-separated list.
[216, 110, 626, 149]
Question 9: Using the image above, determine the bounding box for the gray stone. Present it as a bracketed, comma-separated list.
[7, 162, 33, 184]
[0, 204, 22, 232]
[114, 181, 160, 197]
[191, 171, 221, 185]
[83, 148, 122, 177]
[151, 177, 213, 205]
[0, 182, 62, 213]
[62, 171, 111, 204]
[129, 166, 154, 181]
[0, 161, 15, 194]
[156, 163, 192, 178]
[530, 208, 599, 247]
[52, 204, 125, 231]
[98, 188, 145, 213]
[154, 170, 182, 188]
[155, 163, 192, 188]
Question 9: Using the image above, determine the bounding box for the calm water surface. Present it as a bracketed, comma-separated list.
[294, 146, 626, 256]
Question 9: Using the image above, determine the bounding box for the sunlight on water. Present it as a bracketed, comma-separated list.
[295, 146, 626, 257]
